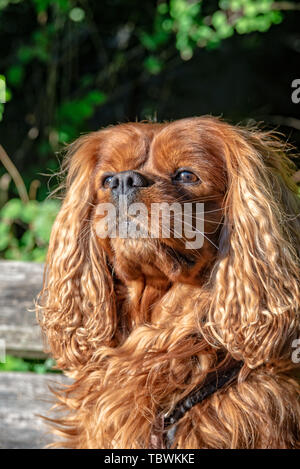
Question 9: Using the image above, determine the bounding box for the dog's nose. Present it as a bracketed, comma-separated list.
[109, 170, 151, 196]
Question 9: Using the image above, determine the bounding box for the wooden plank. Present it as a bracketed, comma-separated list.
[0, 325, 45, 358]
[0, 372, 70, 449]
[0, 261, 45, 357]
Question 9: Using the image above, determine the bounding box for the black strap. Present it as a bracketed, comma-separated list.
[163, 362, 243, 448]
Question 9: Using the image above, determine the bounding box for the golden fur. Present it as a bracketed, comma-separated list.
[37, 117, 300, 448]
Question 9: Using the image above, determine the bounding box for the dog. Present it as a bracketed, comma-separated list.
[37, 116, 300, 448]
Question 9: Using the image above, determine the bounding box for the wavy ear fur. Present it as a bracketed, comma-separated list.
[37, 132, 116, 370]
[201, 122, 300, 368]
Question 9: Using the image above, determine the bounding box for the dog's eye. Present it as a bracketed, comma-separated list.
[173, 170, 199, 184]
[102, 174, 114, 188]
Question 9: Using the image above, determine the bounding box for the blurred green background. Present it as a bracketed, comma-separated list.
[1, 0, 300, 262]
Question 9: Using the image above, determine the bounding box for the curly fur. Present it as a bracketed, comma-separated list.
[37, 117, 300, 448]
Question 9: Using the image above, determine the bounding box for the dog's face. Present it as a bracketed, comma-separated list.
[93, 119, 226, 286]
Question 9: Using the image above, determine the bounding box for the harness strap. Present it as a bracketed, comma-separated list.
[150, 362, 243, 449]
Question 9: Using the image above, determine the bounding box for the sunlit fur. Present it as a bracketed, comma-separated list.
[37, 117, 300, 448]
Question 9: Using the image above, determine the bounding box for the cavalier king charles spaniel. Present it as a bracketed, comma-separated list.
[37, 116, 300, 448]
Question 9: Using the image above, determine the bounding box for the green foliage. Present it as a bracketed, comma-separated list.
[69, 6, 85, 22]
[2, 0, 107, 157]
[0, 198, 60, 261]
[143, 55, 163, 75]
[0, 78, 4, 121]
[0, 75, 5, 102]
[0, 0, 290, 157]
[56, 90, 107, 143]
[0, 75, 10, 121]
[31, 0, 71, 14]
[0, 0, 23, 10]
[0, 354, 59, 373]
[6, 65, 24, 88]
[141, 0, 283, 62]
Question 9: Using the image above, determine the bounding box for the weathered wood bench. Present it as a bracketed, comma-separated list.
[0, 261, 69, 449]
[0, 261, 45, 358]
[0, 372, 69, 449]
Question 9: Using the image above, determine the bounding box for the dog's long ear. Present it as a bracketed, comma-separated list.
[202, 124, 300, 369]
[37, 132, 116, 370]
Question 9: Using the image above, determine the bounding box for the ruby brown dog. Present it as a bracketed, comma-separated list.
[37, 117, 300, 448]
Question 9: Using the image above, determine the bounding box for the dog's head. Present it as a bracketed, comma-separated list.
[94, 119, 226, 286]
[38, 117, 300, 370]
